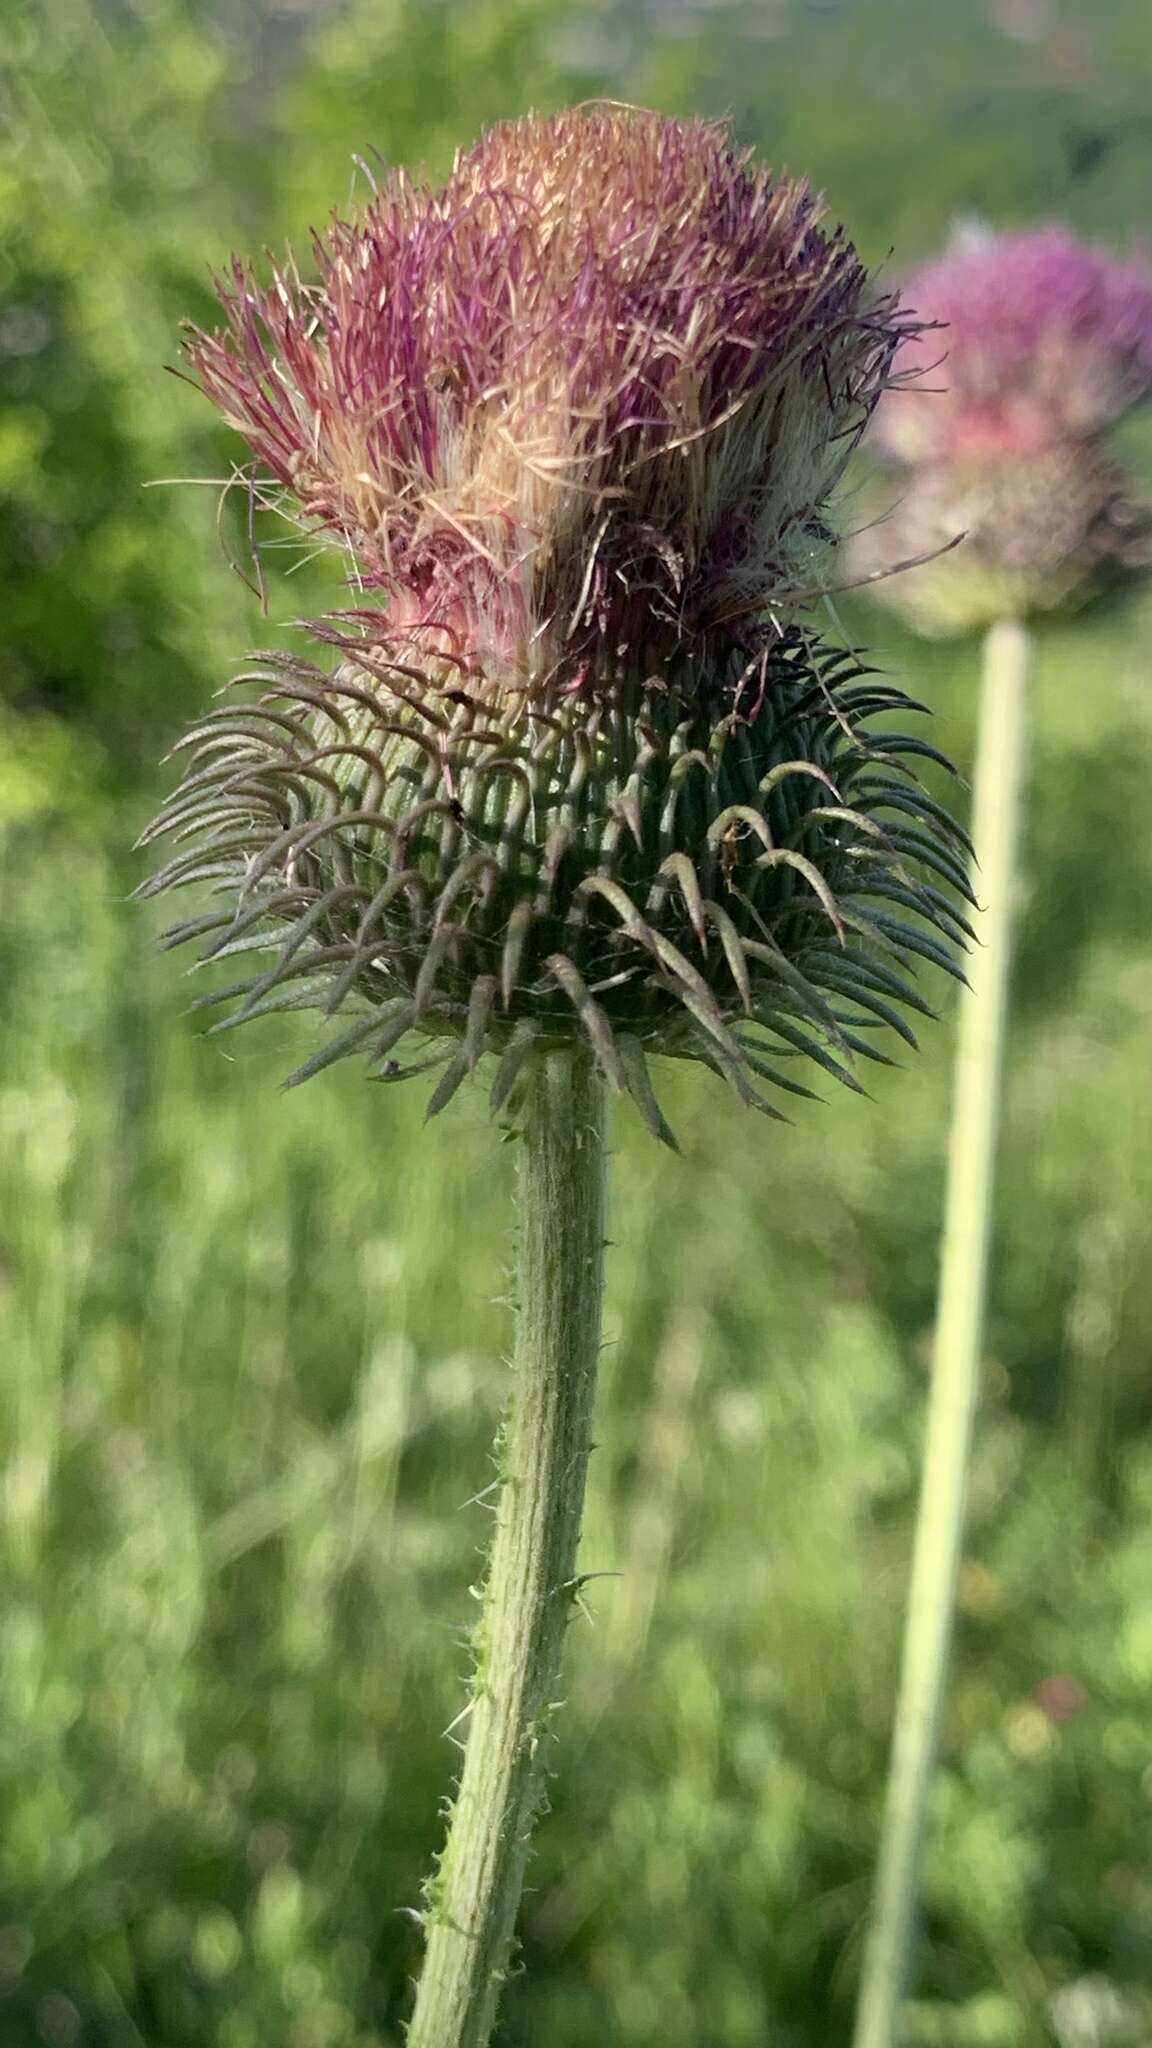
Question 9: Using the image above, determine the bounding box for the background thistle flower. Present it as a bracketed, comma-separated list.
[141, 106, 967, 1141]
[852, 219, 1152, 2048]
[857, 224, 1152, 632]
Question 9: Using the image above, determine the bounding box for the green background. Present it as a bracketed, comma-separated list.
[3, 2, 1152, 2042]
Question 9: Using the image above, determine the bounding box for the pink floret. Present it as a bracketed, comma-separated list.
[186, 106, 903, 694]
[875, 225, 1152, 463]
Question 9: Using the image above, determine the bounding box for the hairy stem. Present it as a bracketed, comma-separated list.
[408, 1047, 607, 2048]
[853, 618, 1031, 2048]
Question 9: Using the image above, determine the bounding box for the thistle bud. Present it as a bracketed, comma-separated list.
[142, 107, 967, 1139]
[857, 224, 1152, 633]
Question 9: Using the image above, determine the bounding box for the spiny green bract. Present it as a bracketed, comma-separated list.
[139, 633, 970, 1145]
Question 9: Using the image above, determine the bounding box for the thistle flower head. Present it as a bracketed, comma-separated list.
[189, 106, 895, 688]
[875, 224, 1152, 466]
[857, 223, 1152, 633]
[143, 107, 967, 1140]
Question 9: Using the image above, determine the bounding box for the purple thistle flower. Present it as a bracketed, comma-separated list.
[858, 223, 1152, 633]
[189, 106, 902, 696]
[143, 108, 967, 1137]
[875, 223, 1152, 466]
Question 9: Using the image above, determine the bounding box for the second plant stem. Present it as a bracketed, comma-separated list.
[408, 1045, 606, 2048]
[853, 616, 1032, 2048]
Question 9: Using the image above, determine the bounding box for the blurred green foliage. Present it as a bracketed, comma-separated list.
[2, 2, 1152, 2043]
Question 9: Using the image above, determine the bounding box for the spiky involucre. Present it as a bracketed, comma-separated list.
[143, 106, 968, 1141]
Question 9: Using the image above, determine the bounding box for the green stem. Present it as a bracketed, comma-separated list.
[408, 1047, 607, 2048]
[852, 618, 1031, 2048]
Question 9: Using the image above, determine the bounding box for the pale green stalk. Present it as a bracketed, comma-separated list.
[408, 1047, 606, 2048]
[853, 618, 1032, 2048]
